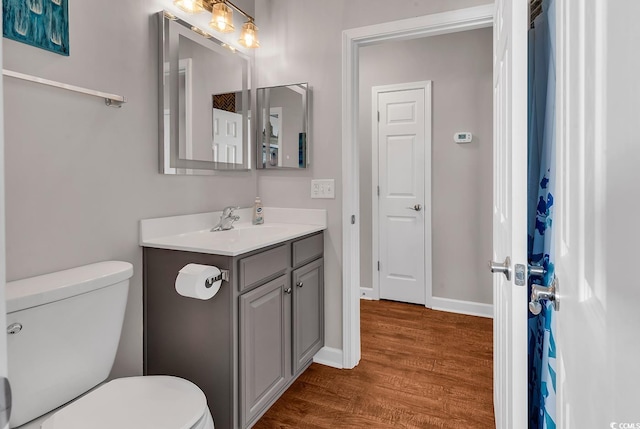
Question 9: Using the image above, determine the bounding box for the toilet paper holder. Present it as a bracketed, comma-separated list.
[205, 270, 230, 288]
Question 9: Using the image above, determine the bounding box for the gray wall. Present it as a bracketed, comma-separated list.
[358, 29, 494, 304]
[254, 0, 493, 350]
[3, 0, 256, 377]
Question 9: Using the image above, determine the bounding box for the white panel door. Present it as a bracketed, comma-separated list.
[212, 108, 243, 164]
[492, 0, 527, 427]
[377, 83, 431, 306]
[555, 1, 640, 427]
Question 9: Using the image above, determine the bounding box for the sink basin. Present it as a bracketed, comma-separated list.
[209, 224, 292, 240]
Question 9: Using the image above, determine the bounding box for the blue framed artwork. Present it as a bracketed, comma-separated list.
[3, 0, 69, 56]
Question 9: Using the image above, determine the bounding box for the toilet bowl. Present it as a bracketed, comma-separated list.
[6, 261, 215, 429]
[38, 376, 213, 429]
[18, 377, 214, 429]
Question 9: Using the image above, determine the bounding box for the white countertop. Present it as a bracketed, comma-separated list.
[140, 207, 327, 256]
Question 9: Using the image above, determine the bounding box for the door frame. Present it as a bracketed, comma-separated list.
[365, 81, 433, 307]
[341, 4, 493, 369]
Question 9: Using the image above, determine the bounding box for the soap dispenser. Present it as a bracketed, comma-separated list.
[252, 197, 264, 225]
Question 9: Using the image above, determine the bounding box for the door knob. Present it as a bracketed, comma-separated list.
[284, 287, 292, 294]
[296, 281, 304, 288]
[489, 256, 511, 281]
[406, 204, 422, 211]
[529, 276, 559, 315]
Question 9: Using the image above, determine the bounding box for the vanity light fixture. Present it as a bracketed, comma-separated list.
[209, 1, 235, 33]
[173, 0, 205, 14]
[174, 0, 260, 48]
[238, 20, 260, 49]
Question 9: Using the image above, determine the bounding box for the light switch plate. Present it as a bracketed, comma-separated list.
[311, 179, 335, 199]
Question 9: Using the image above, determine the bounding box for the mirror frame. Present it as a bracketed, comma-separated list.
[158, 11, 252, 174]
[255, 83, 310, 170]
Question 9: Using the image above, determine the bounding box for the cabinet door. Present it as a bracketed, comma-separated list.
[292, 258, 324, 374]
[240, 275, 289, 427]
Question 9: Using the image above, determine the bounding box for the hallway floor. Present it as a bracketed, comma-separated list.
[254, 299, 495, 428]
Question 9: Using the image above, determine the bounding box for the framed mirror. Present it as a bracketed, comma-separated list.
[159, 11, 251, 174]
[256, 83, 309, 169]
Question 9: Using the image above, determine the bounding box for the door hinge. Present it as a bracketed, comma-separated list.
[351, 215, 356, 225]
[377, 185, 380, 196]
[377, 261, 380, 271]
[377, 111, 380, 122]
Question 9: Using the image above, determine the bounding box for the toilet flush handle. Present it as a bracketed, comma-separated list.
[7, 323, 22, 335]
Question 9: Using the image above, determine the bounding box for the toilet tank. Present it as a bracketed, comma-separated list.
[5, 261, 133, 428]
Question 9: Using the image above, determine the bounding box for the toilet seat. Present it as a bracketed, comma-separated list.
[40, 376, 212, 429]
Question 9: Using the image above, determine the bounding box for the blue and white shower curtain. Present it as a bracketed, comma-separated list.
[527, 0, 557, 428]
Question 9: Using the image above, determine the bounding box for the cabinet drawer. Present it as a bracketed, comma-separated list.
[239, 244, 289, 292]
[292, 233, 323, 268]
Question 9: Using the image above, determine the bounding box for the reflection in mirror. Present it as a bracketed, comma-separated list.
[212, 91, 244, 164]
[256, 83, 309, 169]
[159, 11, 251, 174]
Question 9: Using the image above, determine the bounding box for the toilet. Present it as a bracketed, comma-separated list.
[6, 261, 215, 429]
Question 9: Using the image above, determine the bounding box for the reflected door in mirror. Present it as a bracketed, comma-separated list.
[213, 107, 243, 163]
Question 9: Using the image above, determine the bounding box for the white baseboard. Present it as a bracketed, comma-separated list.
[313, 346, 344, 369]
[359, 288, 376, 300]
[431, 297, 493, 318]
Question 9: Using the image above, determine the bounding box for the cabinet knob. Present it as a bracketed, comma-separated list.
[284, 287, 292, 294]
[296, 281, 304, 288]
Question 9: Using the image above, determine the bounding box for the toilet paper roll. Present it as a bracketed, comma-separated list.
[175, 264, 222, 300]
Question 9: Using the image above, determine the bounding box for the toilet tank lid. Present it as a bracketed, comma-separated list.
[6, 261, 133, 314]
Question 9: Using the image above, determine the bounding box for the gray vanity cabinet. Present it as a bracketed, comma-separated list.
[143, 231, 324, 429]
[239, 275, 291, 427]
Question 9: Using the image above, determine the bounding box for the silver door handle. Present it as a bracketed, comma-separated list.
[489, 256, 511, 281]
[406, 204, 422, 211]
[529, 276, 559, 315]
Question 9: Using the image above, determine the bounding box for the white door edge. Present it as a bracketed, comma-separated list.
[341, 4, 493, 369]
[491, 0, 528, 426]
[0, 15, 9, 429]
[370, 81, 433, 308]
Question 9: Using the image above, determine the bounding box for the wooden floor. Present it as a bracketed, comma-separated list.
[254, 300, 495, 429]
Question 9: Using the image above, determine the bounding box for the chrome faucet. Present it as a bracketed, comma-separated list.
[211, 206, 240, 231]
